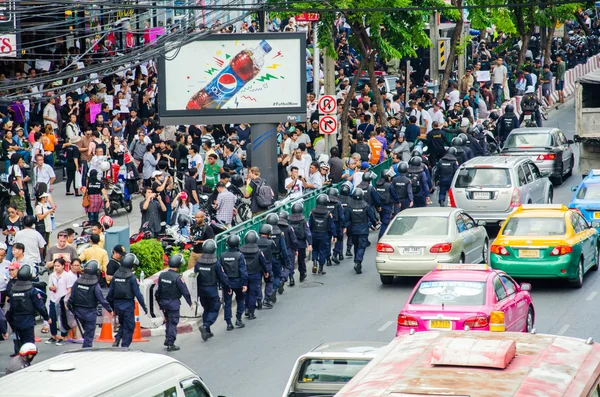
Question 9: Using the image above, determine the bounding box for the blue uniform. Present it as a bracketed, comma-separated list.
[195, 257, 230, 332]
[326, 200, 346, 258]
[435, 155, 458, 205]
[345, 200, 378, 264]
[278, 223, 298, 282]
[155, 269, 192, 346]
[68, 281, 112, 348]
[7, 284, 50, 353]
[309, 207, 337, 266]
[242, 247, 268, 314]
[408, 166, 430, 208]
[269, 232, 289, 292]
[107, 271, 148, 348]
[257, 236, 276, 305]
[289, 216, 312, 276]
[219, 250, 248, 323]
[374, 179, 400, 239]
[391, 174, 414, 215]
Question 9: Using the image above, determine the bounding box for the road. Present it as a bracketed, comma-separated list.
[1, 101, 595, 397]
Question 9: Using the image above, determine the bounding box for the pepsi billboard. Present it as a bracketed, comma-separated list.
[158, 32, 307, 124]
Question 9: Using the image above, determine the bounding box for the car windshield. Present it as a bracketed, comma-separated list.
[576, 184, 600, 200]
[506, 133, 553, 148]
[297, 358, 371, 384]
[502, 217, 566, 236]
[386, 216, 448, 236]
[410, 281, 486, 306]
[455, 168, 511, 188]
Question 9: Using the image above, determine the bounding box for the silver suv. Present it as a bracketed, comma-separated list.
[449, 156, 553, 225]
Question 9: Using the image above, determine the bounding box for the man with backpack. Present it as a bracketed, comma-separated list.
[352, 133, 370, 163]
[496, 104, 519, 146]
[244, 166, 274, 216]
[519, 86, 543, 127]
[406, 156, 430, 208]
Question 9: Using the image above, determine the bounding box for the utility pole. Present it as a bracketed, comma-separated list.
[323, 22, 336, 152]
[457, 23, 467, 80]
[429, 12, 440, 82]
[313, 22, 320, 96]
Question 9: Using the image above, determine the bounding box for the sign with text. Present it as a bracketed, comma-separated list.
[0, 34, 17, 57]
[0, 0, 18, 58]
[295, 13, 319, 22]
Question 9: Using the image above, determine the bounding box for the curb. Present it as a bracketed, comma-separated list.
[140, 318, 202, 337]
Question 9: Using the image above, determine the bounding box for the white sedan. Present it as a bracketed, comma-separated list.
[376, 208, 489, 284]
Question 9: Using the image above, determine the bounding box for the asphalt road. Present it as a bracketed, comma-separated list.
[2, 101, 596, 397]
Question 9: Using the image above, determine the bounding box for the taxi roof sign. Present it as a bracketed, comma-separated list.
[436, 264, 491, 271]
[517, 204, 568, 212]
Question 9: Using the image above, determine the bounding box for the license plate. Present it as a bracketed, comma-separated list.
[594, 212, 600, 219]
[519, 249, 540, 258]
[430, 320, 451, 329]
[473, 192, 490, 200]
[402, 247, 423, 255]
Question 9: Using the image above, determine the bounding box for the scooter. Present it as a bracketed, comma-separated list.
[105, 173, 133, 216]
[130, 221, 154, 244]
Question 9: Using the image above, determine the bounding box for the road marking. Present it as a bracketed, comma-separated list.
[558, 324, 570, 335]
[587, 291, 598, 301]
[378, 321, 394, 332]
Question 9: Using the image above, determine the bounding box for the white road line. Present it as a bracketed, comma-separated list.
[587, 291, 598, 301]
[558, 324, 571, 336]
[378, 321, 394, 332]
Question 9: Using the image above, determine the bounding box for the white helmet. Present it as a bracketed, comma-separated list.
[100, 161, 111, 172]
[19, 342, 38, 357]
[525, 86, 535, 94]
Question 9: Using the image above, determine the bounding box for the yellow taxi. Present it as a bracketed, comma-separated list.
[490, 204, 599, 288]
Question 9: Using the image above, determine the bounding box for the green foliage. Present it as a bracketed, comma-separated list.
[130, 239, 165, 277]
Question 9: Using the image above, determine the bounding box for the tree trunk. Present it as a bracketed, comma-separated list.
[574, 12, 591, 36]
[341, 56, 368, 157]
[437, 0, 464, 102]
[544, 25, 556, 66]
[518, 31, 533, 68]
[366, 53, 388, 128]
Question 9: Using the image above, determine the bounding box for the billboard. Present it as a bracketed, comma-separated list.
[0, 0, 18, 57]
[158, 32, 306, 124]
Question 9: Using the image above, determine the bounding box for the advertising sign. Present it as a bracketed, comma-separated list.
[158, 32, 307, 124]
[0, 0, 18, 58]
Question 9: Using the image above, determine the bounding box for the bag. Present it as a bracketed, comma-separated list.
[255, 179, 275, 208]
[407, 172, 422, 194]
[522, 96, 537, 112]
[8, 165, 21, 195]
[35, 205, 47, 235]
[74, 170, 82, 189]
[82, 181, 91, 208]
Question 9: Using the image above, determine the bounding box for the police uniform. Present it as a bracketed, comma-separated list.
[257, 233, 276, 307]
[278, 218, 298, 285]
[241, 242, 268, 318]
[309, 205, 336, 274]
[7, 280, 49, 353]
[356, 181, 381, 208]
[155, 269, 192, 348]
[435, 153, 458, 206]
[391, 173, 414, 214]
[325, 196, 345, 262]
[374, 177, 400, 239]
[219, 248, 248, 327]
[268, 225, 289, 298]
[407, 164, 429, 208]
[289, 213, 312, 279]
[67, 272, 112, 348]
[107, 266, 148, 348]
[337, 188, 354, 256]
[195, 252, 230, 337]
[345, 195, 377, 273]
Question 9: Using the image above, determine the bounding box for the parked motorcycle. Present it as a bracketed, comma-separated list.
[130, 221, 154, 244]
[104, 172, 133, 216]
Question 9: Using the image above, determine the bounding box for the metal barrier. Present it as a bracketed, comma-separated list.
[215, 158, 392, 255]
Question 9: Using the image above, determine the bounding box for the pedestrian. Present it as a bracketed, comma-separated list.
[309, 194, 336, 275]
[391, 162, 413, 214]
[214, 182, 236, 227]
[155, 254, 192, 352]
[374, 169, 400, 239]
[3, 205, 22, 261]
[5, 343, 37, 375]
[257, 224, 276, 309]
[34, 192, 55, 246]
[241, 231, 269, 320]
[79, 234, 109, 282]
[325, 188, 345, 264]
[356, 171, 381, 208]
[337, 182, 354, 257]
[142, 144, 160, 188]
[67, 260, 112, 348]
[107, 253, 148, 348]
[264, 214, 289, 303]
[8, 154, 26, 217]
[0, 243, 10, 306]
[64, 136, 82, 196]
[219, 235, 247, 331]
[288, 203, 312, 283]
[45, 258, 70, 346]
[276, 211, 298, 287]
[195, 240, 230, 341]
[14, 216, 46, 267]
[140, 187, 166, 236]
[83, 169, 110, 221]
[345, 188, 377, 275]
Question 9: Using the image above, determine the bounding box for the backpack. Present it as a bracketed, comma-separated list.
[521, 95, 537, 112]
[255, 179, 275, 208]
[355, 142, 370, 162]
[407, 171, 422, 194]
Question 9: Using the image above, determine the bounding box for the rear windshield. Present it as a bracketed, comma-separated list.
[410, 281, 486, 306]
[386, 216, 448, 236]
[297, 358, 370, 384]
[506, 133, 553, 148]
[454, 168, 511, 188]
[577, 184, 600, 200]
[502, 217, 566, 236]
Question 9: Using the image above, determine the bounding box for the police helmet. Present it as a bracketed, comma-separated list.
[411, 149, 422, 158]
[278, 211, 289, 220]
[362, 172, 373, 183]
[245, 230, 259, 244]
[291, 202, 303, 214]
[451, 137, 464, 147]
[19, 343, 38, 357]
[202, 239, 217, 254]
[409, 156, 422, 167]
[340, 183, 352, 196]
[259, 224, 273, 236]
[489, 111, 499, 121]
[231, 174, 244, 187]
[168, 254, 185, 269]
[265, 213, 279, 226]
[398, 161, 409, 174]
[227, 234, 240, 249]
[458, 133, 469, 142]
[447, 147, 458, 156]
[352, 188, 365, 201]
[17, 264, 36, 281]
[328, 187, 339, 197]
[121, 253, 139, 269]
[316, 194, 329, 206]
[83, 260, 99, 275]
[505, 104, 515, 113]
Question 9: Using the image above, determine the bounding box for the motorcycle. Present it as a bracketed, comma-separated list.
[73, 221, 93, 255]
[228, 184, 252, 225]
[105, 174, 133, 215]
[159, 223, 192, 249]
[522, 111, 538, 128]
[130, 221, 154, 244]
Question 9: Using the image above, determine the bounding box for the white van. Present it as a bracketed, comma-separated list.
[0, 349, 223, 397]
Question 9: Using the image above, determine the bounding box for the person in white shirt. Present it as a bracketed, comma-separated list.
[0, 242, 10, 305]
[14, 215, 46, 265]
[32, 153, 56, 191]
[491, 57, 508, 108]
[188, 144, 204, 182]
[418, 102, 433, 132]
[285, 166, 304, 198]
[46, 258, 71, 345]
[445, 82, 460, 108]
[282, 130, 300, 157]
[43, 98, 58, 132]
[303, 162, 323, 193]
[288, 144, 311, 177]
[429, 102, 446, 127]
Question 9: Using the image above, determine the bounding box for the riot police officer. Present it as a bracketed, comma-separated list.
[107, 253, 148, 348]
[451, 137, 467, 165]
[67, 260, 112, 348]
[219, 235, 248, 331]
[345, 188, 377, 274]
[195, 240, 230, 341]
[257, 224, 276, 308]
[375, 168, 400, 239]
[155, 254, 192, 351]
[338, 182, 354, 258]
[309, 194, 336, 275]
[325, 188, 345, 264]
[6, 264, 49, 354]
[288, 203, 312, 282]
[277, 211, 298, 286]
[356, 171, 381, 208]
[265, 214, 289, 302]
[435, 147, 459, 207]
[241, 231, 268, 320]
[406, 156, 430, 208]
[391, 161, 413, 214]
[458, 133, 474, 161]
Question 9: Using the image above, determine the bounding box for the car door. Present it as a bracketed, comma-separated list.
[461, 212, 486, 263]
[522, 162, 541, 203]
[528, 162, 549, 203]
[557, 130, 573, 173]
[492, 276, 512, 330]
[576, 213, 595, 270]
[456, 212, 476, 263]
[570, 212, 590, 264]
[499, 275, 523, 332]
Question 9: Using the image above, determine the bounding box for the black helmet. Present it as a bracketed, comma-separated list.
[409, 156, 422, 167]
[447, 147, 458, 156]
[17, 264, 35, 281]
[505, 104, 515, 113]
[489, 111, 499, 121]
[168, 254, 185, 269]
[121, 253, 139, 269]
[202, 239, 217, 254]
[259, 224, 273, 236]
[451, 137, 464, 147]
[278, 211, 289, 220]
[352, 188, 364, 200]
[83, 260, 99, 275]
[245, 230, 258, 244]
[457, 133, 468, 142]
[291, 202, 303, 214]
[227, 234, 240, 248]
[340, 183, 352, 196]
[411, 149, 422, 158]
[328, 187, 339, 197]
[231, 174, 244, 187]
[316, 194, 329, 206]
[362, 172, 373, 182]
[398, 162, 409, 174]
[266, 213, 279, 226]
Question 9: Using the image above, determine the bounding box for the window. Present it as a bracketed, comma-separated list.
[152, 387, 178, 397]
[558, 131, 568, 146]
[461, 213, 476, 230]
[410, 281, 486, 306]
[387, 216, 448, 236]
[297, 358, 371, 384]
[505, 133, 553, 148]
[494, 277, 508, 301]
[500, 276, 517, 296]
[576, 184, 600, 199]
[588, 382, 600, 397]
[572, 214, 584, 234]
[578, 214, 591, 231]
[455, 168, 511, 188]
[523, 163, 534, 183]
[528, 163, 542, 180]
[456, 214, 466, 233]
[502, 217, 566, 236]
[180, 379, 211, 397]
[518, 166, 527, 186]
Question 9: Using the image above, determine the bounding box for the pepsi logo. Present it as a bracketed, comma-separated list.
[217, 73, 237, 93]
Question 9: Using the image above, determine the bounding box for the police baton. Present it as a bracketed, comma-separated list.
[74, 316, 84, 337]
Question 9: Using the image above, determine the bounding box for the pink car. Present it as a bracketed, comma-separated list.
[396, 264, 535, 336]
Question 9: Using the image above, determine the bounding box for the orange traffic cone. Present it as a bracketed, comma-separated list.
[95, 309, 115, 343]
[131, 301, 148, 343]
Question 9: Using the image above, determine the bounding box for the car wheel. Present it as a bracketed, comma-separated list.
[593, 245, 600, 271]
[570, 257, 584, 288]
[458, 254, 465, 264]
[566, 156, 573, 178]
[380, 275, 394, 285]
[481, 240, 489, 264]
[546, 188, 553, 204]
[525, 306, 535, 333]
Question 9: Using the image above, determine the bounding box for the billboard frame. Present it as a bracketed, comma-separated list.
[157, 32, 307, 125]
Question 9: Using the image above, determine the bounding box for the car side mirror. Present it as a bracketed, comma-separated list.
[571, 186, 578, 192]
[574, 135, 582, 143]
[477, 220, 487, 226]
[567, 139, 574, 145]
[520, 283, 532, 292]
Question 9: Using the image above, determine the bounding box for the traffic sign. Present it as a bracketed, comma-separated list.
[318, 95, 337, 115]
[319, 115, 337, 135]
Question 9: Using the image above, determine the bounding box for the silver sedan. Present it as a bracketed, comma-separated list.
[375, 208, 489, 284]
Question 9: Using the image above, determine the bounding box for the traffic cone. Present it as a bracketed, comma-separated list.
[95, 309, 115, 343]
[131, 301, 148, 343]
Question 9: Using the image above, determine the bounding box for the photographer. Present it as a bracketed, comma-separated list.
[223, 143, 243, 175]
[285, 166, 304, 199]
[140, 187, 166, 236]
